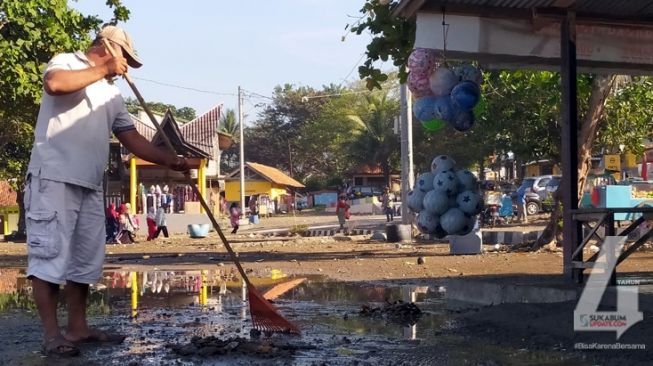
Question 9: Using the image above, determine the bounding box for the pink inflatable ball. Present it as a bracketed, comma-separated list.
[407, 48, 436, 74]
[408, 72, 433, 98]
[429, 67, 459, 97]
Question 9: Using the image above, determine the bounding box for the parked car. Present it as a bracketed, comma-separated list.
[351, 186, 382, 198]
[541, 176, 562, 211]
[515, 175, 560, 215]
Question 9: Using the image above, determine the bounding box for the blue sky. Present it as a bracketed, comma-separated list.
[72, 0, 382, 120]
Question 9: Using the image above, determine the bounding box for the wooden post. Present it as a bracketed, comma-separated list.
[560, 11, 581, 282]
[130, 157, 137, 215]
[199, 158, 207, 214]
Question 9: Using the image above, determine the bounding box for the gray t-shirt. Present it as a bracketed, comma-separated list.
[28, 52, 135, 190]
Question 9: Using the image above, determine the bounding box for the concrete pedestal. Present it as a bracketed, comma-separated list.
[449, 230, 483, 255]
[386, 223, 412, 243]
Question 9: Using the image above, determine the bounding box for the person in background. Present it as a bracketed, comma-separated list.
[380, 187, 394, 222]
[124, 203, 139, 233]
[230, 202, 241, 234]
[146, 206, 157, 241]
[105, 203, 119, 243]
[153, 203, 169, 239]
[336, 194, 350, 230]
[516, 184, 528, 224]
[115, 209, 134, 244]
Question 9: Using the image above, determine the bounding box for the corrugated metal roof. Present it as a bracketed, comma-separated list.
[397, 0, 653, 21]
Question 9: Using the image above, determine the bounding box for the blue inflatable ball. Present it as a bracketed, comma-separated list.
[413, 96, 437, 122]
[458, 215, 478, 236]
[456, 169, 478, 192]
[407, 189, 426, 213]
[448, 195, 459, 209]
[456, 190, 482, 215]
[423, 190, 450, 215]
[450, 108, 475, 132]
[451, 81, 480, 111]
[432, 96, 454, 121]
[432, 170, 460, 197]
[430, 155, 456, 174]
[417, 213, 440, 234]
[440, 207, 468, 235]
[454, 64, 483, 85]
[415, 172, 435, 193]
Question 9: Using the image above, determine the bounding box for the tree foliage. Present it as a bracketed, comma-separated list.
[349, 0, 414, 90]
[125, 97, 196, 122]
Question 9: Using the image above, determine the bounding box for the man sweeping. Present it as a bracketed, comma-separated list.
[25, 25, 189, 357]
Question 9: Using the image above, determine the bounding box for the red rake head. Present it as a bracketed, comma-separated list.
[248, 286, 300, 334]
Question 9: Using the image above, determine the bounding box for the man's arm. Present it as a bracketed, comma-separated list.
[116, 129, 189, 172]
[44, 56, 128, 95]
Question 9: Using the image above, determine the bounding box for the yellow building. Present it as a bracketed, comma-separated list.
[524, 160, 561, 177]
[0, 181, 18, 236]
[224, 162, 305, 211]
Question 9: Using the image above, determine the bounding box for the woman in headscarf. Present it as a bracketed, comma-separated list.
[105, 203, 119, 243]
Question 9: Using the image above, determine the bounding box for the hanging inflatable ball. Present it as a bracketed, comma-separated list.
[450, 108, 475, 132]
[423, 190, 450, 216]
[421, 118, 447, 132]
[429, 67, 458, 97]
[407, 48, 436, 74]
[451, 81, 481, 111]
[454, 64, 483, 85]
[432, 95, 454, 122]
[413, 96, 437, 122]
[430, 155, 456, 174]
[408, 72, 433, 98]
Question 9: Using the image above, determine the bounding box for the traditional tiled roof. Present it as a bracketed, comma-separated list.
[130, 105, 222, 158]
[226, 162, 305, 188]
[150, 111, 210, 158]
[180, 105, 222, 158]
[0, 181, 18, 207]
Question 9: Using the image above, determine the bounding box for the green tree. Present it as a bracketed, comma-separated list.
[125, 97, 196, 122]
[0, 0, 129, 237]
[219, 109, 240, 172]
[347, 92, 400, 186]
[245, 84, 339, 179]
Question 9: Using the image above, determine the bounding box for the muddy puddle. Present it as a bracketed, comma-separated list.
[0, 268, 591, 365]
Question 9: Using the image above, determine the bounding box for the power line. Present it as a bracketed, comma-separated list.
[129, 76, 237, 96]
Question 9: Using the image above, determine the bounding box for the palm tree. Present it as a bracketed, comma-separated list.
[219, 108, 239, 142]
[347, 92, 400, 187]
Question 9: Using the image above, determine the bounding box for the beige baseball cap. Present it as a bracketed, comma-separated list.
[97, 25, 143, 68]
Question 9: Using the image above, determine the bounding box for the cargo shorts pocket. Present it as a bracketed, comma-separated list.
[26, 210, 60, 259]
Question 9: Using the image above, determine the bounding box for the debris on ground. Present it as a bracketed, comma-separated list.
[358, 300, 423, 325]
[168, 335, 306, 359]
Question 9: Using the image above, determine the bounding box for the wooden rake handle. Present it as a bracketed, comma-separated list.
[102, 39, 252, 286]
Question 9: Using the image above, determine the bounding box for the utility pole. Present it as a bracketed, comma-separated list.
[238, 86, 246, 214]
[400, 83, 414, 225]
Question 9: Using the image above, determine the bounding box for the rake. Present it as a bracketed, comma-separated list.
[102, 39, 300, 334]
